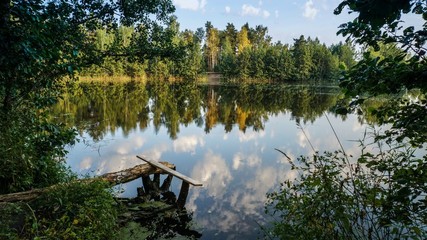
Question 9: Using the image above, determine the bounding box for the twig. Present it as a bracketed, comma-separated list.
[274, 148, 291, 161]
[296, 122, 316, 152]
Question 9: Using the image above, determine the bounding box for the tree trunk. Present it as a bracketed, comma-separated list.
[0, 162, 175, 202]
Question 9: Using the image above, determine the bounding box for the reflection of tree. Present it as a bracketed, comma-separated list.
[52, 82, 343, 140]
[204, 88, 219, 133]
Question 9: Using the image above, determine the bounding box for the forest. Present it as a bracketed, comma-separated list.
[80, 19, 356, 82]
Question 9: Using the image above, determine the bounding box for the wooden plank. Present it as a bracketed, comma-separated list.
[137, 156, 203, 186]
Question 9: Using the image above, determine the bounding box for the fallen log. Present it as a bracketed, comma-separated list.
[0, 162, 176, 203]
[99, 161, 175, 185]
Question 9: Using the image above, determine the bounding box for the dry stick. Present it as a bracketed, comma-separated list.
[296, 122, 316, 152]
[324, 113, 347, 158]
[274, 148, 291, 161]
[274, 148, 297, 170]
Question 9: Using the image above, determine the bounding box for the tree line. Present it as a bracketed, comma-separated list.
[81, 19, 357, 83]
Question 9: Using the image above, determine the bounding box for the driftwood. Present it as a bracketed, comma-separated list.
[0, 162, 176, 203]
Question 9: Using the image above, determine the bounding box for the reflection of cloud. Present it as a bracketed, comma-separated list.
[116, 146, 130, 155]
[223, 133, 229, 140]
[232, 153, 244, 170]
[238, 130, 265, 142]
[141, 144, 169, 161]
[241, 167, 286, 213]
[95, 156, 141, 175]
[297, 128, 311, 149]
[188, 163, 290, 234]
[173, 135, 205, 154]
[276, 149, 296, 165]
[134, 136, 145, 148]
[79, 157, 93, 170]
[116, 135, 146, 155]
[232, 152, 262, 170]
[192, 151, 232, 196]
[188, 151, 232, 213]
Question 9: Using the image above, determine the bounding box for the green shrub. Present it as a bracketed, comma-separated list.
[25, 180, 117, 239]
[266, 141, 427, 239]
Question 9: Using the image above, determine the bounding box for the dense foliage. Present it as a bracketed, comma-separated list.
[267, 140, 427, 239]
[0, 0, 175, 192]
[266, 0, 427, 239]
[0, 0, 176, 238]
[82, 21, 357, 82]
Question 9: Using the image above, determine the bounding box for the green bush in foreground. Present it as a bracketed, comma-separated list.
[20, 181, 117, 239]
[266, 139, 427, 240]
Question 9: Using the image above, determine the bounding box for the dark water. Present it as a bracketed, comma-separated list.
[54, 82, 370, 239]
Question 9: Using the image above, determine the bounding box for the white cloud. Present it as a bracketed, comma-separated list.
[200, 0, 207, 9]
[303, 0, 318, 20]
[225, 6, 231, 13]
[241, 4, 270, 18]
[263, 10, 270, 18]
[241, 4, 260, 16]
[173, 0, 207, 11]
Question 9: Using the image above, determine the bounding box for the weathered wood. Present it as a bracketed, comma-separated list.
[160, 174, 173, 191]
[0, 162, 176, 203]
[0, 189, 48, 203]
[99, 161, 175, 185]
[177, 181, 190, 209]
[142, 175, 153, 194]
[137, 156, 203, 186]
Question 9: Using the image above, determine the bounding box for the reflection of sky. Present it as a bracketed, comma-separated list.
[66, 112, 370, 239]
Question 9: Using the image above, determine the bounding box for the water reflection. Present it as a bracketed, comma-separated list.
[54, 82, 342, 141]
[55, 82, 370, 239]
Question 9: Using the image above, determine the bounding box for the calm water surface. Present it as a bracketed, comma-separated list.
[56, 82, 371, 239]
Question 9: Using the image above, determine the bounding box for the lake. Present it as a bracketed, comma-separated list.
[54, 82, 372, 239]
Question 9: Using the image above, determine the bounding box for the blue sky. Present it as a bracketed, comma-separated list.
[171, 0, 357, 45]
